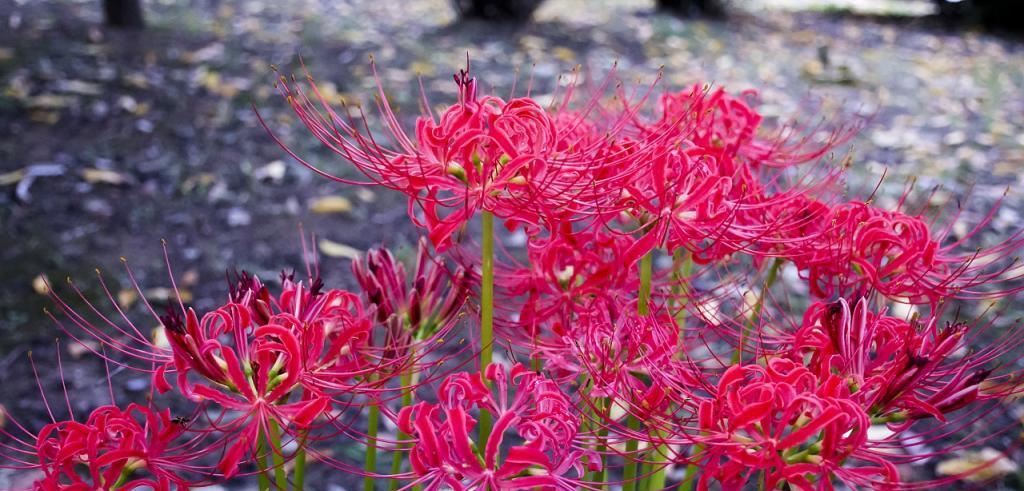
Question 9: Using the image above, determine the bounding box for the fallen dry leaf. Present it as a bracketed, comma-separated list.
[318, 239, 361, 260]
[309, 195, 354, 214]
[355, 188, 376, 203]
[180, 269, 200, 287]
[146, 287, 193, 304]
[936, 448, 1018, 482]
[117, 288, 139, 309]
[67, 339, 100, 360]
[254, 160, 287, 182]
[82, 168, 132, 185]
[152, 326, 169, 350]
[0, 168, 26, 186]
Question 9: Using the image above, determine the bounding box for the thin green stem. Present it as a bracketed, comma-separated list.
[644, 432, 670, 490]
[596, 397, 609, 488]
[267, 419, 287, 491]
[294, 445, 306, 491]
[479, 210, 495, 443]
[389, 356, 418, 491]
[257, 425, 270, 491]
[672, 249, 693, 354]
[639, 252, 653, 316]
[364, 402, 381, 491]
[733, 258, 783, 365]
[112, 466, 133, 489]
[621, 414, 642, 491]
[677, 444, 703, 491]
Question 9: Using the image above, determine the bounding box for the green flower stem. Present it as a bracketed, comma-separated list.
[644, 432, 670, 490]
[364, 401, 381, 491]
[389, 356, 419, 491]
[639, 252, 653, 316]
[112, 466, 133, 489]
[267, 419, 288, 491]
[672, 249, 693, 354]
[733, 258, 783, 365]
[624, 252, 655, 490]
[596, 397, 609, 488]
[479, 210, 495, 443]
[621, 414, 642, 491]
[294, 445, 306, 491]
[677, 444, 703, 491]
[582, 392, 609, 487]
[257, 426, 270, 491]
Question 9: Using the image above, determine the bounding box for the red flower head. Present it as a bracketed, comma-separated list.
[397, 363, 597, 490]
[152, 271, 379, 477]
[774, 200, 1024, 304]
[696, 359, 894, 490]
[31, 404, 201, 491]
[352, 238, 469, 338]
[794, 298, 1000, 423]
[496, 223, 640, 338]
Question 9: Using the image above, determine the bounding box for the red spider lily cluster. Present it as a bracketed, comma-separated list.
[4, 60, 1024, 491]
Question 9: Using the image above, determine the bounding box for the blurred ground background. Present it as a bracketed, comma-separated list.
[1, 0, 1023, 488]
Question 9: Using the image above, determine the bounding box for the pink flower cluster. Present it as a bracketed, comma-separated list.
[4, 61, 1024, 491]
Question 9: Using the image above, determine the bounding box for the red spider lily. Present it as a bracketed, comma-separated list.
[792, 298, 1010, 423]
[268, 64, 647, 250]
[653, 84, 848, 172]
[397, 363, 597, 490]
[29, 404, 200, 491]
[352, 237, 469, 339]
[536, 301, 679, 394]
[153, 270, 416, 477]
[696, 359, 896, 491]
[495, 222, 640, 338]
[772, 199, 1024, 304]
[44, 263, 375, 477]
[581, 85, 850, 268]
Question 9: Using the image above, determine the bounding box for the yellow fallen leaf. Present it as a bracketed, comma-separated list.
[309, 195, 354, 214]
[936, 448, 1018, 482]
[82, 168, 131, 185]
[32, 274, 49, 295]
[181, 173, 217, 194]
[355, 188, 376, 203]
[29, 110, 60, 125]
[318, 239, 361, 260]
[152, 326, 169, 350]
[146, 287, 193, 304]
[0, 168, 25, 186]
[408, 60, 437, 77]
[180, 269, 200, 287]
[26, 94, 73, 109]
[552, 46, 575, 63]
[68, 339, 100, 360]
[117, 289, 139, 309]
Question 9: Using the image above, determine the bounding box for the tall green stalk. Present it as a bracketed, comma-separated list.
[672, 249, 693, 353]
[638, 252, 653, 316]
[623, 252, 654, 491]
[479, 210, 495, 443]
[733, 258, 783, 365]
[677, 452, 701, 491]
[257, 439, 270, 491]
[266, 419, 287, 491]
[621, 413, 642, 491]
[364, 402, 380, 491]
[294, 445, 306, 491]
[388, 358, 417, 491]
